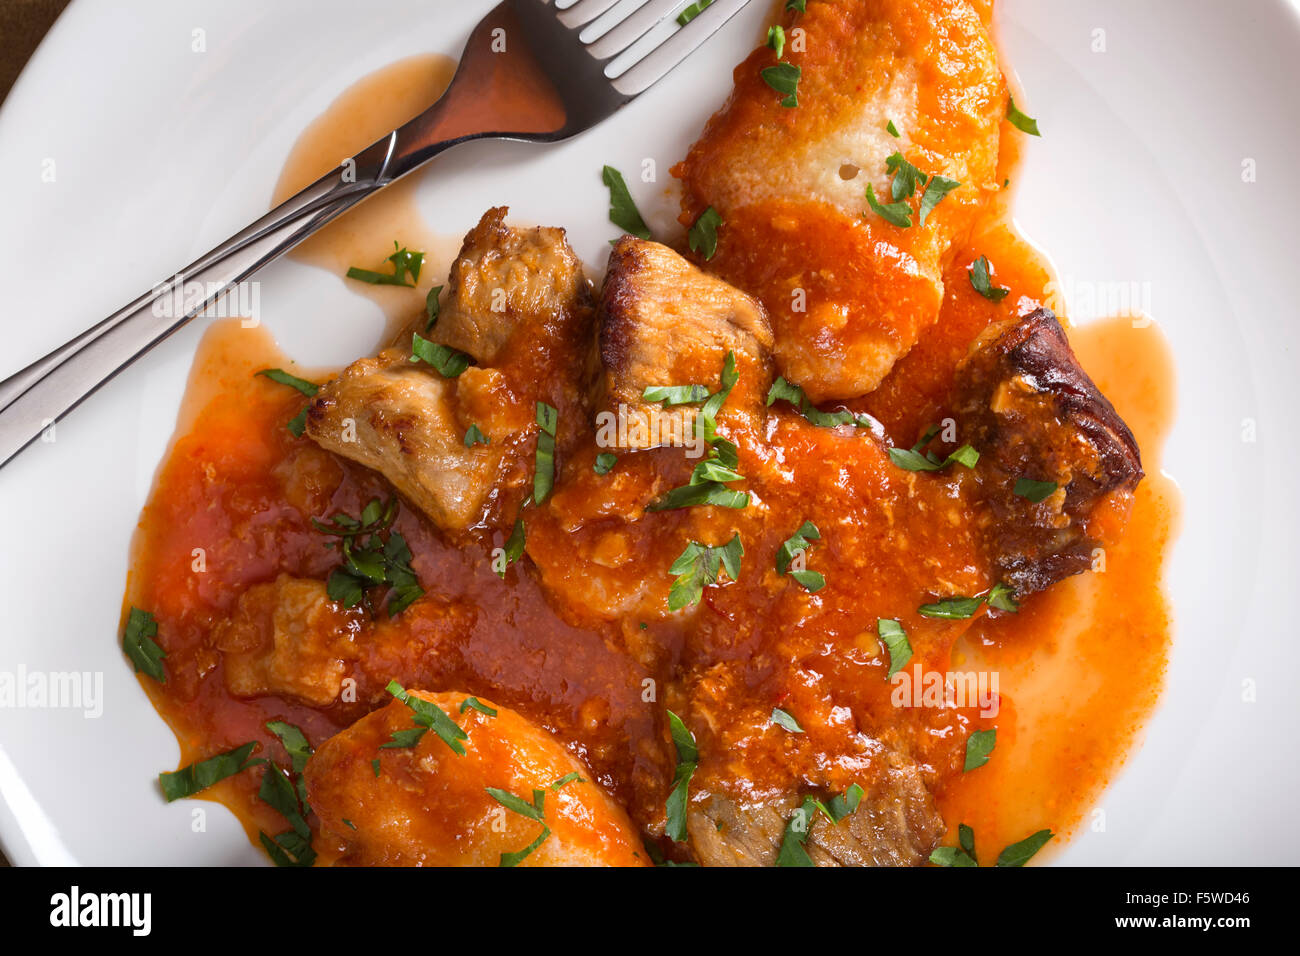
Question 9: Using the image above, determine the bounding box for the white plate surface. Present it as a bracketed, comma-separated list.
[0, 0, 1297, 865]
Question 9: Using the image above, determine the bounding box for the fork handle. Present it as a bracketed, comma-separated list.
[0, 129, 413, 468]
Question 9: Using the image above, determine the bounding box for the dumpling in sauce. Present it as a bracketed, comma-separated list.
[304, 689, 648, 866]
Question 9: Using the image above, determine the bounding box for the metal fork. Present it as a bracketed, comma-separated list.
[0, 0, 750, 468]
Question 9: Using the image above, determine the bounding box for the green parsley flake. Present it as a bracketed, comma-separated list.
[122, 607, 166, 683]
[877, 618, 912, 679]
[601, 165, 651, 240]
[346, 241, 423, 287]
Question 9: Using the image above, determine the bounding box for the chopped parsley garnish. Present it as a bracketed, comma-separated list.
[460, 696, 498, 717]
[918, 175, 960, 226]
[258, 762, 313, 861]
[886, 119, 900, 137]
[776, 797, 837, 866]
[776, 520, 826, 592]
[886, 152, 928, 201]
[665, 710, 698, 842]
[600, 165, 651, 240]
[917, 595, 984, 619]
[424, 285, 442, 332]
[1014, 478, 1058, 502]
[498, 517, 526, 579]
[386, 680, 468, 755]
[930, 844, 978, 867]
[877, 618, 912, 679]
[766, 376, 879, 430]
[643, 384, 709, 405]
[918, 582, 1018, 619]
[888, 425, 979, 472]
[1006, 96, 1041, 136]
[257, 368, 320, 436]
[697, 349, 738, 441]
[969, 255, 1010, 302]
[159, 742, 259, 802]
[932, 825, 1052, 868]
[677, 0, 714, 26]
[865, 181, 913, 227]
[888, 443, 979, 472]
[771, 707, 804, 733]
[256, 368, 318, 397]
[688, 206, 723, 261]
[314, 497, 423, 617]
[761, 62, 801, 107]
[259, 829, 316, 867]
[464, 424, 488, 447]
[648, 353, 750, 511]
[785, 0, 806, 13]
[533, 402, 558, 504]
[766, 24, 786, 59]
[828, 783, 864, 822]
[550, 771, 583, 790]
[594, 452, 618, 475]
[286, 407, 311, 438]
[346, 241, 423, 287]
[995, 828, 1053, 866]
[122, 607, 166, 683]
[266, 720, 313, 808]
[260, 754, 318, 868]
[986, 581, 1019, 612]
[487, 786, 551, 866]
[667, 534, 743, 610]
[960, 822, 976, 857]
[866, 157, 961, 228]
[411, 332, 471, 377]
[964, 728, 996, 771]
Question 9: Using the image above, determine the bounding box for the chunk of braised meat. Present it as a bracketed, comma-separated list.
[687, 751, 945, 867]
[597, 237, 774, 450]
[952, 308, 1143, 594]
[304, 690, 647, 866]
[213, 574, 475, 709]
[430, 205, 594, 366]
[305, 350, 512, 531]
[306, 207, 593, 532]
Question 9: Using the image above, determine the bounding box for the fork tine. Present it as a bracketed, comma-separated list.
[584, 0, 684, 59]
[611, 0, 749, 94]
[559, 0, 627, 28]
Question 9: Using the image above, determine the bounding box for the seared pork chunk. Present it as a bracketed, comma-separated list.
[597, 237, 774, 450]
[307, 207, 593, 532]
[305, 690, 647, 866]
[687, 751, 945, 867]
[431, 206, 593, 365]
[213, 574, 475, 707]
[305, 348, 503, 531]
[953, 308, 1143, 594]
[213, 575, 361, 706]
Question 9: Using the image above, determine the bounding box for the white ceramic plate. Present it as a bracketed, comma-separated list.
[1, 0, 1297, 866]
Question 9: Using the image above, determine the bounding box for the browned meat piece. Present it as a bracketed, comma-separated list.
[305, 690, 648, 866]
[431, 206, 594, 366]
[596, 237, 774, 450]
[305, 348, 506, 531]
[952, 308, 1143, 594]
[213, 574, 476, 709]
[687, 751, 944, 867]
[213, 575, 362, 706]
[308, 207, 594, 532]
